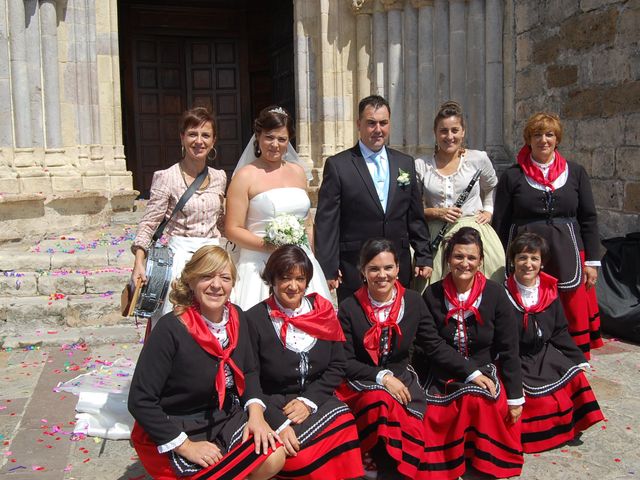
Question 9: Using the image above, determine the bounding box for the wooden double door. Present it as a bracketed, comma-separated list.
[129, 36, 245, 195]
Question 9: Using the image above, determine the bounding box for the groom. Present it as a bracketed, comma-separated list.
[314, 95, 432, 302]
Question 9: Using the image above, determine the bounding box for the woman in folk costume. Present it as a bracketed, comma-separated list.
[337, 238, 452, 479]
[128, 246, 285, 480]
[505, 232, 604, 453]
[412, 227, 524, 479]
[493, 112, 603, 359]
[245, 245, 364, 480]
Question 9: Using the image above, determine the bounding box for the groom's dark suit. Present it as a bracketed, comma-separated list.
[314, 144, 432, 301]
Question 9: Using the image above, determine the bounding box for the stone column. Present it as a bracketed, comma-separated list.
[404, 1, 419, 154]
[448, 0, 466, 106]
[40, 0, 73, 179]
[72, 0, 93, 149]
[0, 0, 11, 148]
[486, 0, 508, 166]
[293, 0, 315, 178]
[8, 0, 33, 149]
[25, 0, 44, 148]
[109, 0, 127, 172]
[433, 0, 449, 102]
[319, 0, 337, 160]
[352, 1, 373, 101]
[466, 0, 485, 149]
[383, 0, 404, 149]
[415, 0, 435, 155]
[372, 0, 387, 96]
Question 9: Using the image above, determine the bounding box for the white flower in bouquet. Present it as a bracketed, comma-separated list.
[264, 214, 308, 247]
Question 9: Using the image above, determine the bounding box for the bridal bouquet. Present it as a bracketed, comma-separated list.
[264, 214, 308, 247]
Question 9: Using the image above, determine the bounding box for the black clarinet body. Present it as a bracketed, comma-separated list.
[430, 169, 482, 251]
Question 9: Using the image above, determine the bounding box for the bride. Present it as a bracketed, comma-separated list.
[225, 106, 333, 310]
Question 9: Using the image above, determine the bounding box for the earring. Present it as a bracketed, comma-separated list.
[253, 139, 261, 158]
[181, 145, 186, 158]
[434, 143, 439, 154]
[207, 146, 218, 162]
[541, 265, 544, 269]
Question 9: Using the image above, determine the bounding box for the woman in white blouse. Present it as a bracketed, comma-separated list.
[415, 101, 505, 286]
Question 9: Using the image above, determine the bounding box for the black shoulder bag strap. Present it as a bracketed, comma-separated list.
[151, 166, 209, 243]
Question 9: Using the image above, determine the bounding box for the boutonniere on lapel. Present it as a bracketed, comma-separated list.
[397, 168, 411, 187]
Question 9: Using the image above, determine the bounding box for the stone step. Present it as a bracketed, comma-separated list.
[0, 268, 131, 297]
[0, 208, 145, 335]
[0, 292, 130, 333]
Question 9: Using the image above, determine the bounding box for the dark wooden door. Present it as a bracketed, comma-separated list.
[129, 36, 243, 196]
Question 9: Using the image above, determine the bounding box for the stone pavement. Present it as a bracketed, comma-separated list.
[0, 328, 638, 480]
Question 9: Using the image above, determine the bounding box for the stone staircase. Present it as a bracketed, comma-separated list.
[0, 206, 145, 340]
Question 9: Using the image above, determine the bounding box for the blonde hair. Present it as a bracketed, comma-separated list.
[523, 112, 563, 145]
[169, 245, 237, 314]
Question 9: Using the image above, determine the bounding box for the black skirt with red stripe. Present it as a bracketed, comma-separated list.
[521, 367, 603, 453]
[273, 397, 363, 480]
[131, 414, 271, 480]
[417, 364, 523, 480]
[336, 367, 427, 479]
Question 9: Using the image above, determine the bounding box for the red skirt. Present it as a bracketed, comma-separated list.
[275, 409, 363, 480]
[521, 371, 604, 453]
[418, 388, 523, 480]
[131, 422, 270, 480]
[559, 252, 604, 360]
[337, 384, 424, 479]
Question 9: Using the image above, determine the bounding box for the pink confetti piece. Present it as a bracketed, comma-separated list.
[32, 465, 45, 471]
[615, 458, 622, 462]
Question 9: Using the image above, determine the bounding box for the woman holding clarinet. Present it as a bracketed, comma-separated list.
[415, 101, 505, 287]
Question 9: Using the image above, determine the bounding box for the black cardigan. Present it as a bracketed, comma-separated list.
[245, 299, 346, 428]
[128, 308, 261, 446]
[338, 289, 465, 382]
[418, 280, 523, 400]
[492, 161, 600, 289]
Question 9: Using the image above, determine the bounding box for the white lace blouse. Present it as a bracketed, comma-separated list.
[415, 149, 498, 215]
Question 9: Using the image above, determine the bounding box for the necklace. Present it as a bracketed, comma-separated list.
[179, 162, 209, 191]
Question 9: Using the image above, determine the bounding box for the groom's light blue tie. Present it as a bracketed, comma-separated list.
[371, 151, 388, 212]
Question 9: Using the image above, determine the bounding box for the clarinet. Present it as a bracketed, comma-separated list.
[430, 169, 482, 251]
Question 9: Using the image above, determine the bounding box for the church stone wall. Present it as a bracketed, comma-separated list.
[506, 0, 640, 237]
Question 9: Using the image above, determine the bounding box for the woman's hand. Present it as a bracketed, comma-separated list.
[475, 210, 492, 225]
[279, 426, 300, 457]
[243, 404, 279, 455]
[283, 399, 311, 424]
[174, 438, 223, 468]
[382, 373, 412, 405]
[583, 266, 598, 290]
[440, 206, 463, 224]
[131, 249, 148, 284]
[471, 374, 497, 396]
[506, 405, 523, 424]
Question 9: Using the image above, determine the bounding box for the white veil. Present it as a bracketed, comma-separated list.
[232, 134, 313, 182]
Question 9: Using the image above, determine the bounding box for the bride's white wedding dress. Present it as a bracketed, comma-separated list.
[230, 187, 333, 310]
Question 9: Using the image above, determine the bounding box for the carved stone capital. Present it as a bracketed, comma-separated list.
[381, 0, 405, 11]
[351, 0, 373, 14]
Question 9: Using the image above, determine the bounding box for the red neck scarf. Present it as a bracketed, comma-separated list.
[266, 293, 345, 346]
[354, 281, 405, 365]
[516, 145, 567, 191]
[506, 271, 558, 329]
[180, 304, 245, 409]
[443, 272, 486, 327]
